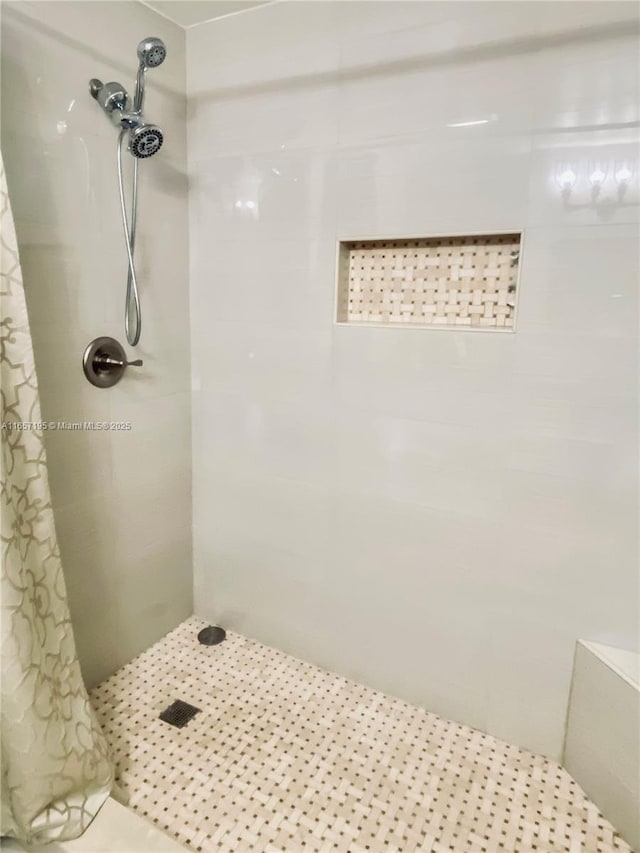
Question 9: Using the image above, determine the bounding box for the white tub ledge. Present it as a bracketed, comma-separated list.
[563, 640, 640, 851]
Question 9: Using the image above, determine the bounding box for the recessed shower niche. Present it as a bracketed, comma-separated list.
[336, 233, 522, 330]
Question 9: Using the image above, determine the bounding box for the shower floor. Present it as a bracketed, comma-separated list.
[89, 617, 630, 853]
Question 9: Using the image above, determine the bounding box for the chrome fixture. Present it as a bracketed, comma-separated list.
[89, 37, 167, 346]
[83, 336, 143, 388]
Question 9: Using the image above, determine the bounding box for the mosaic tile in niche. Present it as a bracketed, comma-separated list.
[336, 234, 521, 330]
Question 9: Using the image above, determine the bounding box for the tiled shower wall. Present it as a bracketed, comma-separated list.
[1, 1, 192, 685]
[188, 1, 639, 759]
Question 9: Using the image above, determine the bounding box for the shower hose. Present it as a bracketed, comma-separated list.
[116, 129, 142, 346]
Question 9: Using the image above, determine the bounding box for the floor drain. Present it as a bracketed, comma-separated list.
[198, 625, 226, 645]
[159, 700, 201, 729]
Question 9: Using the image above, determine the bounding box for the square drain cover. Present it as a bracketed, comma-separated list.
[159, 699, 201, 729]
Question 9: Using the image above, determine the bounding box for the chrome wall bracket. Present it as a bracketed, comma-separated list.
[83, 336, 143, 388]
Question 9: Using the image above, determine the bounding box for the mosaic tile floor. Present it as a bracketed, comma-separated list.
[90, 618, 631, 853]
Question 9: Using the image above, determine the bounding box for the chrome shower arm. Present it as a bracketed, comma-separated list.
[110, 109, 144, 130]
[90, 79, 128, 114]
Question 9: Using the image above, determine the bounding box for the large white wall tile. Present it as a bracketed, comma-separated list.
[187, 0, 639, 761]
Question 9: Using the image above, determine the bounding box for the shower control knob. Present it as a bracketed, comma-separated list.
[94, 355, 143, 369]
[83, 336, 143, 388]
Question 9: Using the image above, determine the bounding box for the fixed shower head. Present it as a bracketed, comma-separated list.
[129, 123, 164, 158]
[137, 37, 167, 69]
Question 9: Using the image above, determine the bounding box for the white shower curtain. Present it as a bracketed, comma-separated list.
[0, 152, 113, 843]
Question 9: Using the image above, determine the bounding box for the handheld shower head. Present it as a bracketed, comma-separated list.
[137, 37, 166, 69]
[133, 37, 166, 112]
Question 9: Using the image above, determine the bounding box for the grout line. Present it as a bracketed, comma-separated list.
[184, 0, 280, 29]
[137, 0, 186, 28]
[138, 0, 280, 30]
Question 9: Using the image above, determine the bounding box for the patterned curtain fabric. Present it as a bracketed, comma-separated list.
[0, 153, 113, 843]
